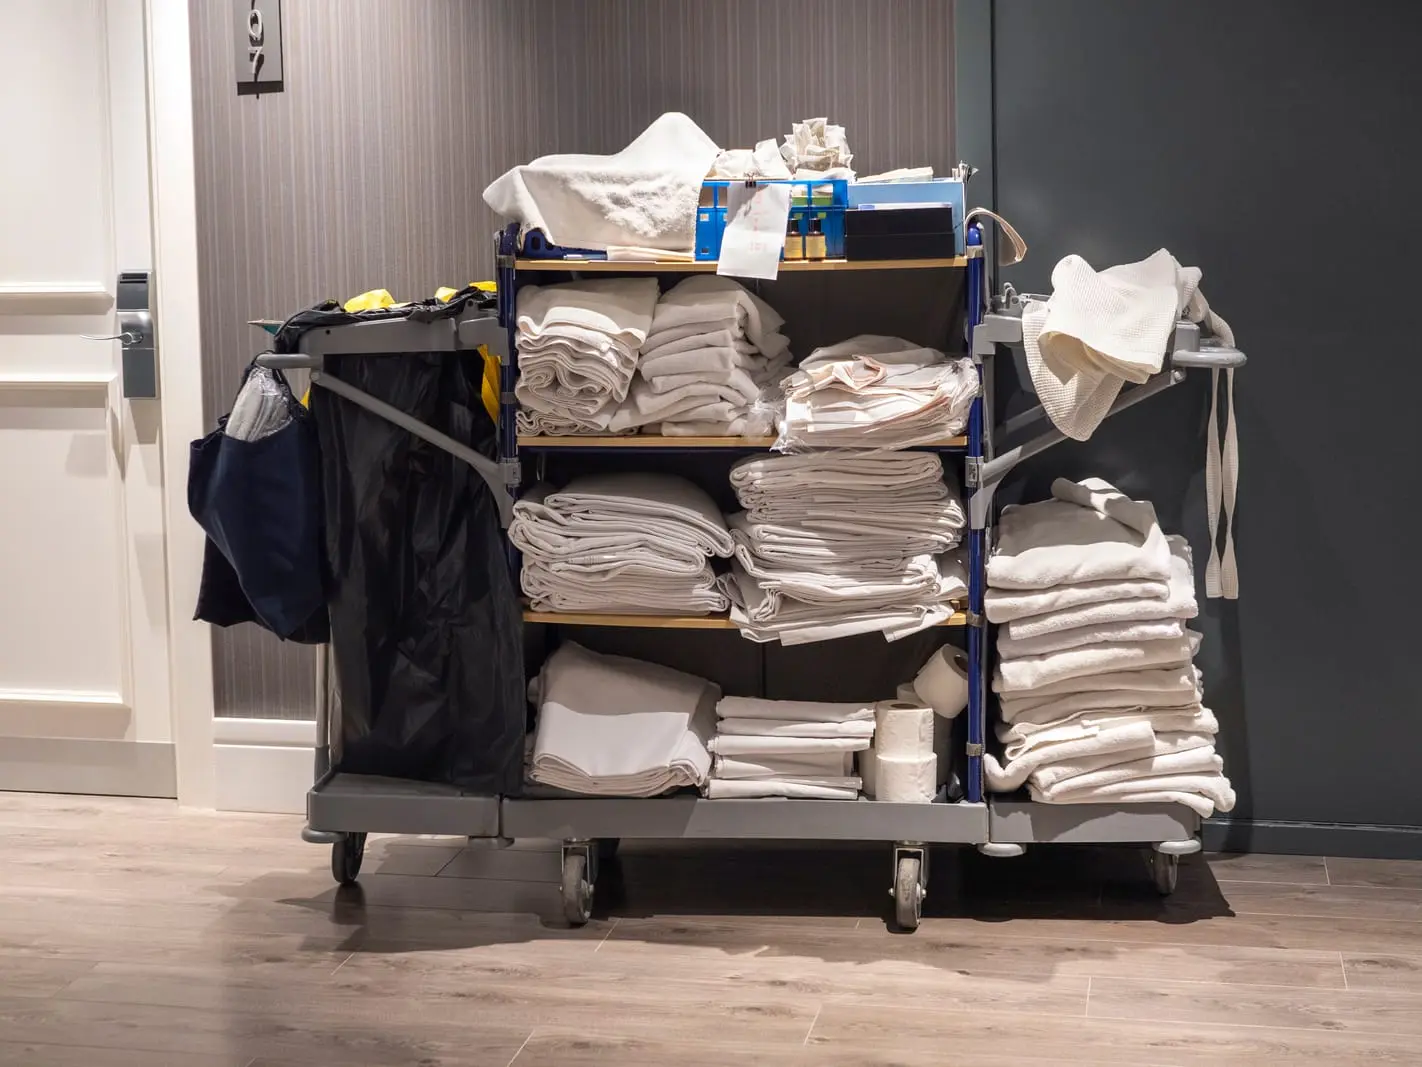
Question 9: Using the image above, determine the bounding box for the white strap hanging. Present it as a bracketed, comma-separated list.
[1188, 295, 1239, 599]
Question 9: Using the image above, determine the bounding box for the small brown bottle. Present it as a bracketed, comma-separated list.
[784, 216, 804, 260]
[805, 215, 827, 260]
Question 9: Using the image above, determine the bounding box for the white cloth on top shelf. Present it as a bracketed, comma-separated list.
[528, 642, 715, 796]
[1003, 535, 1197, 640]
[985, 574, 1169, 624]
[716, 697, 875, 722]
[715, 718, 875, 739]
[996, 617, 1187, 659]
[511, 474, 732, 615]
[706, 778, 860, 800]
[514, 277, 661, 433]
[713, 752, 854, 779]
[483, 112, 720, 252]
[987, 477, 1171, 591]
[994, 631, 1201, 694]
[708, 734, 870, 757]
[775, 335, 978, 450]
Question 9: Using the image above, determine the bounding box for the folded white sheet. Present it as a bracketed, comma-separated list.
[715, 718, 876, 739]
[529, 643, 715, 796]
[708, 735, 871, 756]
[713, 752, 854, 779]
[985, 574, 1170, 624]
[706, 778, 860, 800]
[997, 617, 1187, 659]
[542, 473, 733, 555]
[994, 632, 1200, 694]
[716, 697, 876, 722]
[988, 478, 1172, 591]
[483, 112, 721, 252]
[984, 721, 1156, 792]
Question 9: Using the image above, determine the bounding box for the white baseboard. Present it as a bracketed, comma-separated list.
[212, 718, 316, 814]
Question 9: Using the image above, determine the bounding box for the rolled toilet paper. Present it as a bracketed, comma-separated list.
[875, 699, 935, 759]
[858, 746, 878, 799]
[875, 753, 938, 803]
[914, 646, 970, 719]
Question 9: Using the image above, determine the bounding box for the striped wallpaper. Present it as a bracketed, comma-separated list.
[190, 0, 957, 718]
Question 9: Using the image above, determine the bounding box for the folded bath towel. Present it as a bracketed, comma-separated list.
[1030, 738, 1219, 792]
[985, 574, 1170, 624]
[713, 752, 854, 779]
[984, 720, 1156, 792]
[997, 617, 1187, 659]
[994, 631, 1201, 694]
[708, 735, 871, 757]
[1031, 770, 1236, 817]
[1001, 664, 1202, 705]
[650, 276, 787, 355]
[716, 697, 876, 722]
[987, 477, 1172, 590]
[715, 718, 876, 739]
[706, 778, 861, 800]
[998, 707, 1218, 761]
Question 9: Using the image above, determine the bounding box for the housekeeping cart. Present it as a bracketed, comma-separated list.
[276, 217, 1245, 928]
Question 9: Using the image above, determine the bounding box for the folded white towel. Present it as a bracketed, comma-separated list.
[713, 752, 854, 779]
[1001, 663, 1202, 705]
[542, 472, 732, 556]
[483, 112, 721, 252]
[997, 617, 1187, 659]
[708, 735, 871, 756]
[988, 477, 1172, 592]
[998, 706, 1218, 761]
[1031, 770, 1236, 817]
[984, 721, 1156, 792]
[529, 643, 716, 796]
[994, 632, 1200, 694]
[716, 697, 876, 722]
[985, 574, 1170, 624]
[706, 778, 861, 800]
[517, 277, 660, 349]
[651, 276, 786, 355]
[1030, 737, 1219, 791]
[715, 718, 877, 739]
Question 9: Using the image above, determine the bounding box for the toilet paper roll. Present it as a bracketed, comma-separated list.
[914, 646, 970, 719]
[875, 699, 936, 759]
[875, 754, 938, 803]
[858, 746, 878, 799]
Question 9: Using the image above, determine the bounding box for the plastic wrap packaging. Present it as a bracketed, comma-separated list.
[311, 350, 525, 794]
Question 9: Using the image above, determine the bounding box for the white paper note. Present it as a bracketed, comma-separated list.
[717, 182, 792, 281]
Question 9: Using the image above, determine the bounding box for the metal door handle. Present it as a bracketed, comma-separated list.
[82, 332, 143, 346]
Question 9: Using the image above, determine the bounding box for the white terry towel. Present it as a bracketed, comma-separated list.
[985, 574, 1169, 624]
[997, 618, 1187, 659]
[988, 477, 1172, 590]
[713, 752, 853, 779]
[716, 696, 875, 722]
[650, 276, 787, 356]
[984, 721, 1156, 792]
[1000, 688, 1211, 731]
[1031, 770, 1236, 818]
[999, 706, 1218, 761]
[529, 643, 715, 796]
[483, 112, 721, 252]
[715, 718, 876, 739]
[706, 778, 860, 800]
[1030, 735, 1219, 791]
[1005, 535, 1197, 640]
[994, 631, 1201, 694]
[517, 277, 661, 350]
[708, 735, 870, 757]
[542, 472, 733, 556]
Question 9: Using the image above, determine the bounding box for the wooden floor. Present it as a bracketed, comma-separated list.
[4, 794, 1422, 1066]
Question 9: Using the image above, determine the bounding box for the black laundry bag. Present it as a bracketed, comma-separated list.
[189, 365, 329, 642]
[308, 347, 524, 795]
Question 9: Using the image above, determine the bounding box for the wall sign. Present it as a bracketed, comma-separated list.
[235, 0, 283, 95]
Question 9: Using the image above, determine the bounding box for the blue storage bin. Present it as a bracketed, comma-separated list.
[695, 179, 848, 261]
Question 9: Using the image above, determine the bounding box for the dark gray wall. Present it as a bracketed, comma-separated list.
[190, 0, 958, 717]
[988, 0, 1422, 854]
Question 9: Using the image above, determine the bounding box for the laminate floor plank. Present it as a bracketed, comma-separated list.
[1326, 857, 1422, 891]
[1206, 852, 1330, 885]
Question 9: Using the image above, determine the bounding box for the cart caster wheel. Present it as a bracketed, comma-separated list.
[1148, 849, 1179, 896]
[331, 832, 366, 886]
[893, 855, 923, 931]
[562, 851, 594, 926]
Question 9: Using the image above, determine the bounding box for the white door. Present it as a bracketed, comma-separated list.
[0, 0, 178, 795]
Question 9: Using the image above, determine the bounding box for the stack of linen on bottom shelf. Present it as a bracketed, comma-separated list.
[509, 472, 732, 615]
[528, 643, 715, 796]
[724, 451, 968, 644]
[775, 335, 979, 450]
[983, 477, 1234, 818]
[705, 697, 874, 800]
[613, 276, 793, 437]
[514, 276, 661, 436]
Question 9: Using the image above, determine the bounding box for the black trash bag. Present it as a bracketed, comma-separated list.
[309, 350, 524, 794]
[189, 363, 329, 642]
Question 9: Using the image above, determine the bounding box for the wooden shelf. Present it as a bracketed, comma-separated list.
[517, 434, 968, 450]
[522, 609, 967, 629]
[512, 257, 969, 274]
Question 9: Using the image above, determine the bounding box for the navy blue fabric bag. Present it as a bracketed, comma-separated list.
[189, 365, 328, 641]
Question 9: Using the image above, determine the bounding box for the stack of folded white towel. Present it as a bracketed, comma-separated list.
[983, 477, 1234, 817]
[612, 276, 793, 437]
[723, 451, 968, 644]
[514, 277, 662, 436]
[775, 335, 978, 450]
[705, 697, 873, 800]
[510, 472, 733, 615]
[528, 642, 715, 797]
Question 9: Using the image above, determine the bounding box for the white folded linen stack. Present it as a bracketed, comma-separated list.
[510, 472, 734, 615]
[983, 477, 1234, 817]
[609, 276, 792, 437]
[705, 696, 872, 799]
[529, 643, 716, 797]
[724, 452, 968, 644]
[774, 335, 978, 450]
[514, 277, 661, 436]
